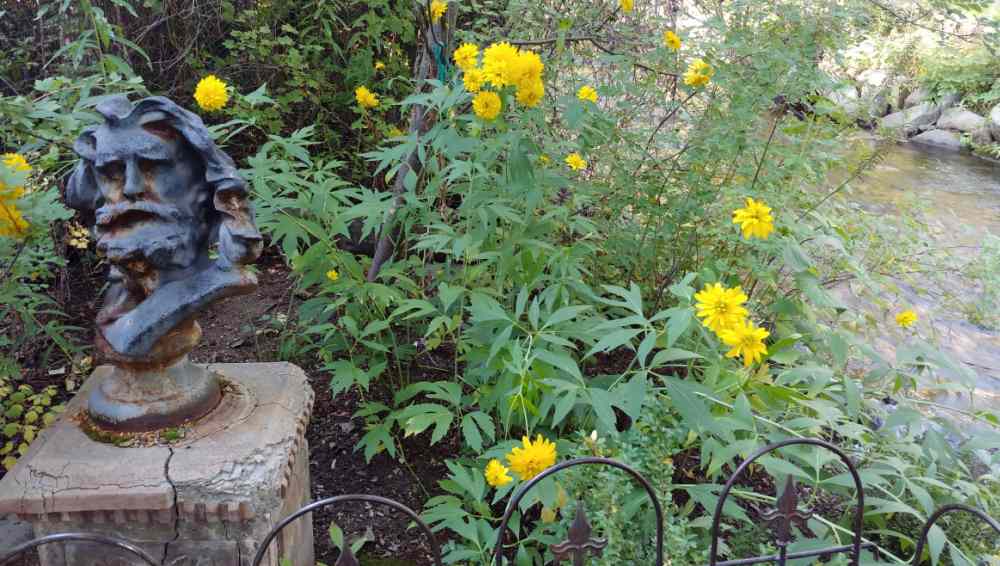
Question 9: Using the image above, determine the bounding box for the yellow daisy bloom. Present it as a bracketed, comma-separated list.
[355, 86, 379, 109]
[453, 43, 479, 71]
[895, 309, 918, 328]
[515, 80, 544, 108]
[694, 282, 749, 334]
[472, 90, 502, 121]
[565, 153, 587, 171]
[1, 153, 30, 173]
[326, 269, 340, 282]
[484, 459, 513, 487]
[506, 435, 557, 481]
[663, 30, 681, 50]
[718, 319, 770, 367]
[577, 86, 598, 103]
[683, 58, 713, 88]
[430, 0, 447, 22]
[375, 61, 386, 71]
[0, 202, 29, 238]
[462, 68, 486, 93]
[482, 42, 520, 87]
[620, 0, 634, 12]
[193, 75, 229, 112]
[732, 197, 774, 240]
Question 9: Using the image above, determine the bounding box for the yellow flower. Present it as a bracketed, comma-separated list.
[0, 202, 28, 238]
[374, 61, 386, 71]
[506, 434, 557, 481]
[462, 68, 486, 93]
[694, 282, 749, 334]
[565, 153, 587, 171]
[472, 90, 502, 121]
[577, 86, 598, 103]
[718, 319, 770, 367]
[683, 58, 713, 88]
[663, 30, 681, 50]
[326, 269, 340, 282]
[484, 459, 512, 487]
[2, 153, 30, 173]
[508, 50, 544, 92]
[0, 153, 30, 203]
[895, 309, 918, 328]
[620, 0, 634, 11]
[515, 80, 544, 108]
[453, 43, 479, 71]
[538, 154, 551, 165]
[430, 0, 447, 22]
[732, 197, 774, 240]
[355, 86, 379, 109]
[482, 42, 520, 87]
[193, 75, 229, 112]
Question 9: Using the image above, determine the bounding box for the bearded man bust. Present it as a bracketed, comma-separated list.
[66, 95, 262, 431]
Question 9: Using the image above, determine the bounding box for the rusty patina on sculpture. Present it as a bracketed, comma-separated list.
[66, 95, 262, 432]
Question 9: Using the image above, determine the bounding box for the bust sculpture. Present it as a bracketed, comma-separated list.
[66, 95, 262, 431]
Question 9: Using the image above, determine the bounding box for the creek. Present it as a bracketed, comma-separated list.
[838, 142, 1000, 427]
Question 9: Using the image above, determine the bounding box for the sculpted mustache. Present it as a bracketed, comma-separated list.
[95, 201, 186, 227]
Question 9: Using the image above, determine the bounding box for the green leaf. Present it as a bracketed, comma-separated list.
[619, 373, 646, 420]
[650, 348, 702, 368]
[585, 328, 641, 358]
[588, 388, 618, 433]
[534, 348, 583, 381]
[461, 413, 483, 452]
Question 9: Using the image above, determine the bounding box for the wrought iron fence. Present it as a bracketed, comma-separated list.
[4, 438, 998, 566]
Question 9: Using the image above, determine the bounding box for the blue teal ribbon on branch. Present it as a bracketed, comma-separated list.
[433, 43, 452, 82]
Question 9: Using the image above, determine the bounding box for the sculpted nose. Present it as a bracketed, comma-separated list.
[123, 161, 145, 199]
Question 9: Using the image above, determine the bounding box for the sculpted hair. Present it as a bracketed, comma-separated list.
[66, 95, 261, 268]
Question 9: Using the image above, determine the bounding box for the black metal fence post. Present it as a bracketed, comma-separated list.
[707, 438, 873, 566]
[491, 456, 666, 566]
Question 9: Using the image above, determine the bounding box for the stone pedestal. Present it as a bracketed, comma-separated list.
[0, 362, 315, 566]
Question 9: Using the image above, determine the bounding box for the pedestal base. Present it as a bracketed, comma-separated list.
[0, 362, 315, 566]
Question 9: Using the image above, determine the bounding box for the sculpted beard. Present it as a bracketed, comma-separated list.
[94, 195, 212, 275]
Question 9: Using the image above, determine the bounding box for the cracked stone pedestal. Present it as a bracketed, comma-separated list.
[0, 362, 315, 566]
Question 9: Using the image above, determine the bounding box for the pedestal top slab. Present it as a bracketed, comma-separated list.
[0, 362, 314, 519]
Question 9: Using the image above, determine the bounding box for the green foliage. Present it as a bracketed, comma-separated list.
[920, 45, 1000, 113]
[0, 376, 65, 471]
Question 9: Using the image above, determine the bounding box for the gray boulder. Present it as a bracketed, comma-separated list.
[829, 86, 861, 116]
[970, 126, 993, 146]
[937, 92, 961, 109]
[936, 107, 986, 132]
[911, 129, 962, 150]
[904, 86, 930, 108]
[881, 102, 942, 133]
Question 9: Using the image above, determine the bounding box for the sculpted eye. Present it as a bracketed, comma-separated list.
[138, 158, 160, 175]
[98, 161, 125, 181]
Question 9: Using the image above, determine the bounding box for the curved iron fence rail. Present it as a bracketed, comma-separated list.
[912, 504, 1000, 565]
[0, 532, 160, 566]
[708, 438, 871, 566]
[491, 456, 665, 566]
[251, 493, 444, 566]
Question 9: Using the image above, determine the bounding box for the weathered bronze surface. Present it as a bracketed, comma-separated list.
[66, 95, 262, 431]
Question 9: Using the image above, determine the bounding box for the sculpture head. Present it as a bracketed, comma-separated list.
[66, 95, 263, 431]
[68, 96, 260, 287]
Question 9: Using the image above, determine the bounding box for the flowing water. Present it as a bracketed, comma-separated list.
[838, 142, 1000, 425]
